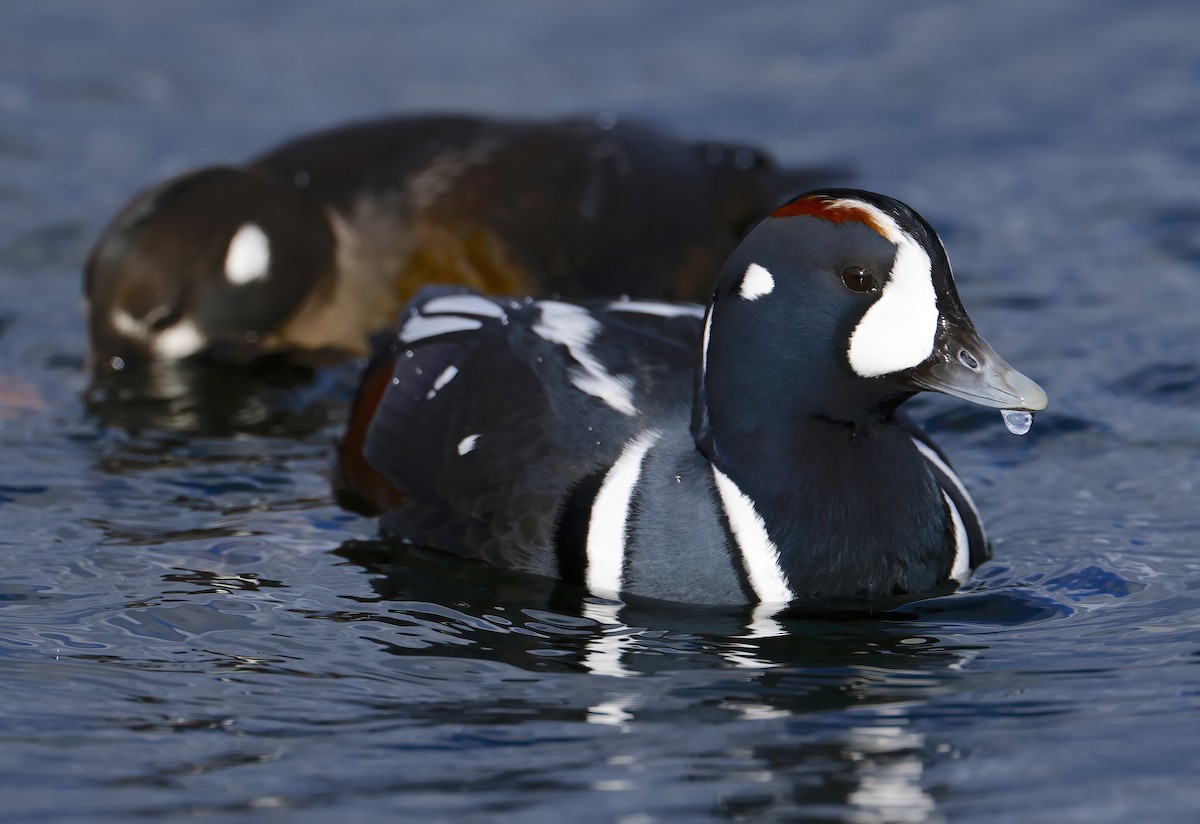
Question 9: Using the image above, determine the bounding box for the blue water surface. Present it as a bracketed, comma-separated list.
[2, 2, 1199, 821]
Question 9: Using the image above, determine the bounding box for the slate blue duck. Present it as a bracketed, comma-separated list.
[335, 189, 1047, 607]
[84, 113, 837, 376]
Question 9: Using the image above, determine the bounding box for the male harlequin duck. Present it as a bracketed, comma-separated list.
[85, 113, 838, 376]
[334, 189, 1048, 607]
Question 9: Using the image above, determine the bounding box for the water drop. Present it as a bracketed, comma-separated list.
[1001, 409, 1033, 435]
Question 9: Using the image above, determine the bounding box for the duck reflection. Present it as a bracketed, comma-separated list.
[332, 538, 974, 820]
[84, 355, 358, 436]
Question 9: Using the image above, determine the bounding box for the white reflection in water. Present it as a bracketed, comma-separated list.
[845, 706, 939, 824]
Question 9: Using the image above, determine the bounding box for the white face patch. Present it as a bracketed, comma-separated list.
[533, 301, 636, 416]
[457, 434, 480, 456]
[738, 263, 775, 300]
[586, 429, 661, 597]
[837, 201, 940, 378]
[711, 466, 795, 604]
[224, 223, 271, 286]
[150, 318, 206, 360]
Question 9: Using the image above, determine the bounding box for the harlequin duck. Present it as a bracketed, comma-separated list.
[85, 113, 839, 376]
[334, 189, 1047, 607]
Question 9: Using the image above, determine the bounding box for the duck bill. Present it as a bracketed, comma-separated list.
[905, 322, 1047, 411]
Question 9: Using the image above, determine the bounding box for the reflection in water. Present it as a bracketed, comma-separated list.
[84, 357, 358, 436]
[844, 707, 937, 824]
[323, 538, 1004, 819]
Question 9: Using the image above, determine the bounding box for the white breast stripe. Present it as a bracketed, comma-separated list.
[911, 438, 982, 529]
[711, 466, 795, 604]
[944, 491, 970, 583]
[738, 263, 775, 300]
[534, 301, 637, 416]
[224, 223, 271, 285]
[421, 294, 508, 320]
[398, 314, 483, 343]
[607, 300, 705, 319]
[839, 200, 939, 378]
[586, 430, 661, 597]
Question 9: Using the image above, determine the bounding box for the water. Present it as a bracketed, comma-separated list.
[3, 2, 1200, 821]
[1000, 410, 1032, 436]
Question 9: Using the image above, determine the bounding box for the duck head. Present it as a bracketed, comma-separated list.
[84, 167, 336, 378]
[695, 188, 1047, 447]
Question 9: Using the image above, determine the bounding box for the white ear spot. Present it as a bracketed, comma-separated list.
[224, 223, 271, 285]
[739, 263, 775, 300]
[842, 202, 939, 377]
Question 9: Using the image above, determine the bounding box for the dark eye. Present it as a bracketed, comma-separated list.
[840, 266, 879, 293]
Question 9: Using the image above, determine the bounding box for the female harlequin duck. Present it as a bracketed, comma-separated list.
[85, 113, 837, 376]
[334, 189, 1047, 607]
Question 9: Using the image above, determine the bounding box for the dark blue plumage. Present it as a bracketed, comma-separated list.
[336, 189, 1047, 608]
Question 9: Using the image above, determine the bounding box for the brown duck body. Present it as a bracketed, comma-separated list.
[85, 113, 840, 375]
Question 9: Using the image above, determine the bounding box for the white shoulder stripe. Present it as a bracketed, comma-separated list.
[911, 438, 982, 528]
[398, 314, 483, 343]
[700, 305, 714, 376]
[711, 466, 795, 604]
[944, 491, 970, 583]
[421, 294, 508, 320]
[534, 301, 637, 416]
[606, 300, 705, 319]
[585, 430, 661, 597]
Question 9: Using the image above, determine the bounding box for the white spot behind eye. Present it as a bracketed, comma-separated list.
[842, 201, 939, 378]
[457, 434, 480, 456]
[739, 263, 775, 301]
[224, 223, 271, 285]
[151, 319, 206, 359]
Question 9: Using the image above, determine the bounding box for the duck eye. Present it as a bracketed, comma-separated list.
[840, 266, 879, 293]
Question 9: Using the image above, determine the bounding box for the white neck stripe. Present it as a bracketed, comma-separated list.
[585, 430, 661, 597]
[711, 466, 795, 604]
[911, 438, 982, 527]
[944, 491, 970, 583]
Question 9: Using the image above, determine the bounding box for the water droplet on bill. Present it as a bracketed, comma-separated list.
[1001, 409, 1033, 435]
